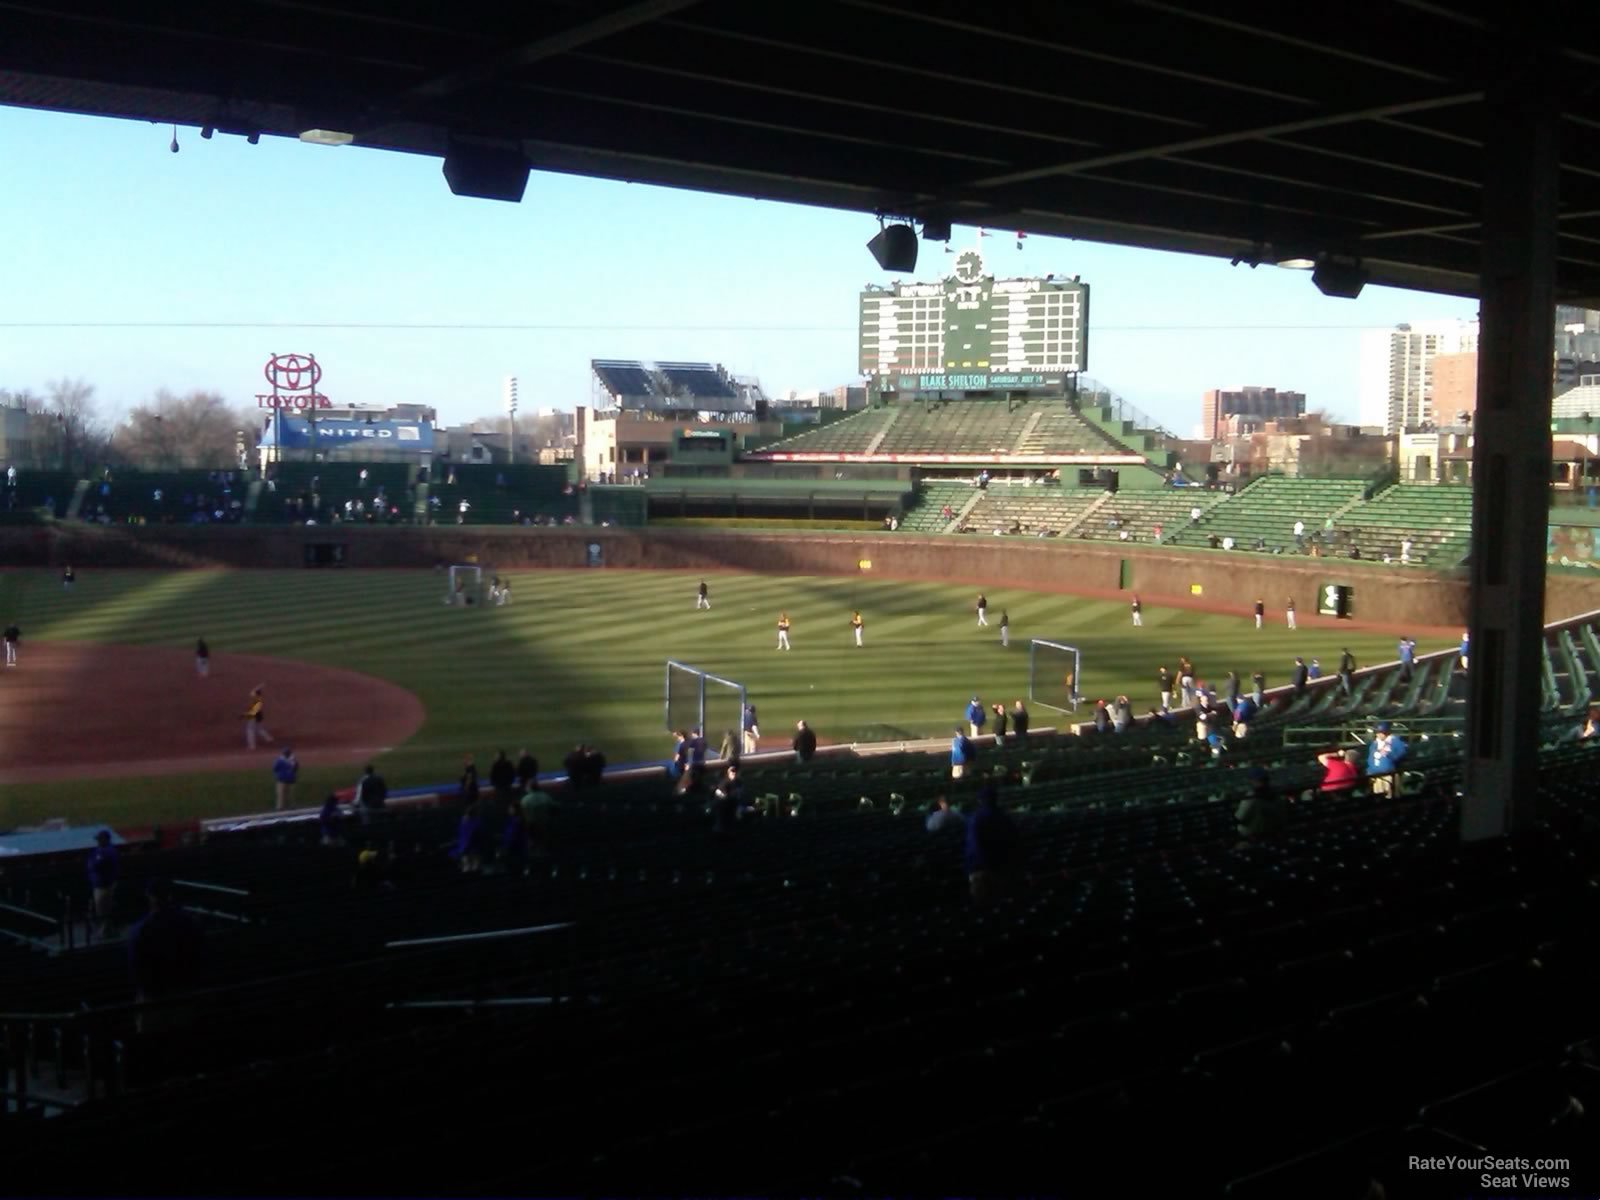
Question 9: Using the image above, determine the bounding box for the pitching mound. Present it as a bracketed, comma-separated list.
[0, 642, 424, 785]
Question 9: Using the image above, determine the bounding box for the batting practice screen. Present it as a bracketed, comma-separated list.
[664, 661, 747, 738]
[1028, 639, 1083, 714]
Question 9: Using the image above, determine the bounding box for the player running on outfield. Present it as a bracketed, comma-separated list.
[242, 685, 276, 750]
[999, 610, 1009, 647]
[976, 593, 989, 627]
[3, 621, 19, 667]
[851, 610, 864, 647]
[697, 580, 710, 610]
[62, 564, 75, 591]
[1131, 595, 1142, 627]
[777, 612, 792, 651]
[195, 637, 210, 678]
[1286, 597, 1297, 630]
[1253, 598, 1265, 630]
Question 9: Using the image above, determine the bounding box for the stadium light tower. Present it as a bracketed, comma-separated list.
[505, 376, 519, 466]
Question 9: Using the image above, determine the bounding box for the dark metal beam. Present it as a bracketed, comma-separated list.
[403, 0, 702, 101]
[964, 92, 1482, 191]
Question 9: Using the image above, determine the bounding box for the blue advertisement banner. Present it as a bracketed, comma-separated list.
[260, 418, 433, 451]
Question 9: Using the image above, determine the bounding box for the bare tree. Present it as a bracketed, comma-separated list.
[114, 390, 258, 469]
[36, 378, 112, 473]
[469, 410, 568, 460]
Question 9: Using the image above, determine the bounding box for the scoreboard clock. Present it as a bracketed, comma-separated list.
[858, 251, 1089, 391]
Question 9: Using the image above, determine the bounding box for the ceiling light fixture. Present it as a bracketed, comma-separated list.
[299, 129, 355, 147]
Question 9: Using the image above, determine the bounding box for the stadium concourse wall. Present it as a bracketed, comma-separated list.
[6, 523, 1600, 627]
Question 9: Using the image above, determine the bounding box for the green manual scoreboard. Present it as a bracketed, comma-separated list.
[858, 249, 1088, 394]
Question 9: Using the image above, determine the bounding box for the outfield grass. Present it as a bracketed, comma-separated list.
[0, 567, 1438, 828]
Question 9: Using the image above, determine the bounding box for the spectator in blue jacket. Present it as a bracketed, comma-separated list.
[87, 829, 119, 939]
[926, 795, 965, 834]
[272, 747, 299, 811]
[318, 794, 342, 846]
[1367, 723, 1408, 796]
[951, 727, 973, 780]
[1398, 636, 1416, 683]
[1231, 697, 1256, 738]
[965, 695, 986, 738]
[964, 785, 1021, 903]
[453, 803, 485, 874]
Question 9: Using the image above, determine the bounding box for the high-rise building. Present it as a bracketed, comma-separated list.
[1555, 306, 1600, 333]
[1199, 386, 1305, 441]
[1358, 320, 1479, 434]
[1403, 314, 1600, 424]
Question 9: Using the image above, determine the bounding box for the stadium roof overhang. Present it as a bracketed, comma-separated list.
[4, 3, 1600, 304]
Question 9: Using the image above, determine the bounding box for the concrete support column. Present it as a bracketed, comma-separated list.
[1463, 74, 1559, 840]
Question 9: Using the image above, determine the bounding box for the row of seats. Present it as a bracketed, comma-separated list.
[1334, 483, 1474, 565]
[421, 464, 577, 525]
[957, 482, 1104, 535]
[766, 401, 1135, 458]
[896, 481, 970, 531]
[1178, 476, 1367, 550]
[6, 745, 1597, 1194]
[1078, 490, 1226, 542]
[253, 462, 414, 524]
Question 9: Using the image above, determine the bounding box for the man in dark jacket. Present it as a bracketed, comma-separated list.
[563, 745, 587, 789]
[515, 748, 539, 791]
[1011, 700, 1029, 741]
[1234, 767, 1288, 842]
[1291, 657, 1309, 700]
[1338, 648, 1357, 696]
[129, 879, 204, 1033]
[793, 720, 818, 763]
[355, 764, 387, 824]
[489, 750, 517, 802]
[964, 786, 1021, 904]
[87, 830, 119, 939]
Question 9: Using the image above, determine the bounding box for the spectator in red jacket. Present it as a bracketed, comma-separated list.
[1317, 748, 1361, 793]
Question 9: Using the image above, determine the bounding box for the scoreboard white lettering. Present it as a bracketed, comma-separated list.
[860, 272, 1088, 380]
[896, 372, 1060, 391]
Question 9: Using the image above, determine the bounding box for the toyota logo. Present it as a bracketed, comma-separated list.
[264, 353, 322, 392]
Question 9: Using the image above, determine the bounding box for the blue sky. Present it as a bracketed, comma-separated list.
[0, 106, 1478, 434]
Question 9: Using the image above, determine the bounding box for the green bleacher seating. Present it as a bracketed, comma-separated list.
[1333, 484, 1473, 567]
[425, 464, 576, 525]
[958, 482, 1105, 535]
[763, 400, 1131, 459]
[898, 481, 971, 532]
[760, 407, 898, 454]
[257, 462, 414, 523]
[1077, 490, 1224, 543]
[4, 469, 76, 519]
[1179, 476, 1368, 552]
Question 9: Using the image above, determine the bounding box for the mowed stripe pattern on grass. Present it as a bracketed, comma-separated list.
[0, 568, 1433, 827]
